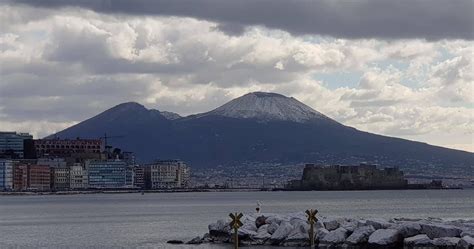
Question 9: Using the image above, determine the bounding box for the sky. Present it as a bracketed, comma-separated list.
[0, 0, 473, 152]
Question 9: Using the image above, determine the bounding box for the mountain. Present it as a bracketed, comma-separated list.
[196, 92, 333, 123]
[49, 92, 473, 172]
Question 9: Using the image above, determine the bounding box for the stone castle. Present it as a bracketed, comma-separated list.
[287, 163, 408, 190]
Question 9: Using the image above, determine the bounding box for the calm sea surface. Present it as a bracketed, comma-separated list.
[1, 190, 473, 249]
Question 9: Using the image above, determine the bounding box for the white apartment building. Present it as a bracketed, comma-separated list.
[149, 160, 190, 189]
[0, 159, 14, 190]
[70, 164, 88, 189]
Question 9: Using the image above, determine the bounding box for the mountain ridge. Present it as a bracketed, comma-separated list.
[48, 92, 473, 172]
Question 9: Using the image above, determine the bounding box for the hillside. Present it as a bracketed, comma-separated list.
[49, 92, 473, 173]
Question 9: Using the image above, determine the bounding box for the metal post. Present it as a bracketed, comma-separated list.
[306, 209, 318, 248]
[229, 212, 243, 249]
[234, 226, 238, 249]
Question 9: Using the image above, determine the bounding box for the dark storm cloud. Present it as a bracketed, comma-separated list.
[11, 0, 474, 40]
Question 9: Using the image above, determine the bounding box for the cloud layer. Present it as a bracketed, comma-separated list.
[0, 3, 473, 152]
[12, 0, 474, 40]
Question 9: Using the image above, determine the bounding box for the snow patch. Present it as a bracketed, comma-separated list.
[204, 92, 333, 123]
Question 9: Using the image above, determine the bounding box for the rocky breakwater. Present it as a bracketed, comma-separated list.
[188, 213, 474, 248]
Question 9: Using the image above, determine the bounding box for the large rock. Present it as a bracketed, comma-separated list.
[255, 216, 267, 228]
[315, 220, 325, 229]
[346, 225, 376, 244]
[201, 233, 212, 243]
[186, 236, 203, 244]
[461, 230, 474, 237]
[404, 234, 433, 246]
[457, 236, 474, 249]
[340, 220, 358, 232]
[397, 222, 422, 238]
[252, 225, 272, 243]
[357, 219, 368, 227]
[324, 219, 341, 231]
[368, 229, 401, 246]
[421, 223, 462, 239]
[267, 222, 279, 234]
[241, 222, 257, 232]
[432, 237, 460, 247]
[269, 221, 293, 245]
[265, 215, 283, 225]
[238, 227, 257, 237]
[321, 227, 349, 244]
[283, 230, 309, 247]
[209, 219, 230, 237]
[315, 228, 330, 241]
[293, 221, 310, 234]
[257, 224, 269, 233]
[288, 212, 307, 221]
[237, 221, 258, 239]
[366, 218, 392, 230]
[253, 230, 271, 240]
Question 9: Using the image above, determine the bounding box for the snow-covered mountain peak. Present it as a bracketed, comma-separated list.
[207, 92, 333, 123]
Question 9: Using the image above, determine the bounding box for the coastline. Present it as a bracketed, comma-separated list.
[0, 187, 466, 196]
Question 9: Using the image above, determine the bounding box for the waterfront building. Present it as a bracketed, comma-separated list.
[13, 164, 51, 191]
[0, 132, 33, 159]
[13, 164, 28, 191]
[29, 165, 51, 191]
[133, 166, 146, 189]
[34, 138, 104, 159]
[148, 160, 190, 189]
[70, 163, 88, 189]
[53, 167, 70, 190]
[287, 163, 407, 190]
[0, 159, 14, 190]
[88, 160, 133, 188]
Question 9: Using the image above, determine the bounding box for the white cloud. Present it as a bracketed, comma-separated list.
[0, 4, 473, 152]
[0, 120, 76, 139]
[429, 54, 474, 103]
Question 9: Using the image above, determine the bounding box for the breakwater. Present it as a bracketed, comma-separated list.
[190, 212, 474, 248]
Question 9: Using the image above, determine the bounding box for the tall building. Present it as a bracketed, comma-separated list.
[133, 166, 146, 189]
[148, 160, 190, 189]
[13, 164, 28, 191]
[52, 167, 70, 190]
[0, 159, 14, 190]
[70, 164, 88, 189]
[34, 138, 104, 159]
[88, 160, 133, 188]
[0, 132, 33, 159]
[13, 164, 51, 191]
